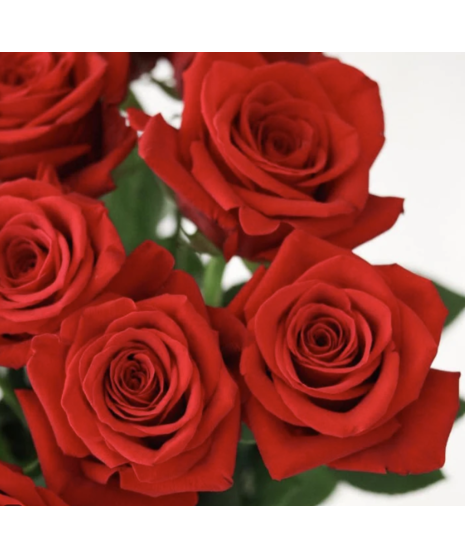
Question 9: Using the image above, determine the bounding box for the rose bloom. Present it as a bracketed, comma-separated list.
[135, 52, 403, 260]
[22, 241, 240, 504]
[228, 231, 460, 479]
[0, 172, 125, 368]
[0, 461, 67, 506]
[0, 52, 134, 197]
[17, 391, 195, 505]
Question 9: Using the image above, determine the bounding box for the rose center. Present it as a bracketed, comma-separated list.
[105, 349, 167, 421]
[5, 240, 40, 279]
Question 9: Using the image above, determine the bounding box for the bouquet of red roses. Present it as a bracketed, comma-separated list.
[0, 52, 462, 506]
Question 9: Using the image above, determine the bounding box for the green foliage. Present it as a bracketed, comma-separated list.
[334, 469, 445, 494]
[203, 256, 226, 307]
[248, 456, 338, 506]
[202, 446, 338, 506]
[434, 281, 465, 327]
[457, 398, 465, 420]
[104, 149, 167, 254]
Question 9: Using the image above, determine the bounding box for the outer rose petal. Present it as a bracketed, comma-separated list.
[377, 264, 447, 345]
[311, 59, 385, 168]
[245, 397, 400, 480]
[329, 369, 460, 474]
[242, 232, 348, 320]
[17, 390, 197, 506]
[27, 334, 89, 457]
[139, 114, 237, 245]
[327, 194, 404, 249]
[119, 395, 241, 496]
[0, 461, 67, 506]
[106, 240, 175, 301]
[65, 105, 136, 197]
[0, 335, 33, 370]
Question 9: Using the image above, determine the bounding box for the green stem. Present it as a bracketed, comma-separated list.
[203, 256, 226, 307]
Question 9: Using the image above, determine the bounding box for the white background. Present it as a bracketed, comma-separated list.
[135, 53, 465, 506]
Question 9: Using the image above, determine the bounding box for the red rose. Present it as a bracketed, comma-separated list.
[0, 52, 135, 197]
[136, 52, 403, 260]
[228, 231, 460, 479]
[17, 390, 196, 505]
[0, 461, 67, 506]
[24, 241, 240, 503]
[0, 172, 125, 368]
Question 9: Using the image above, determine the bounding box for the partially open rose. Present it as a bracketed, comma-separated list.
[0, 52, 134, 197]
[23, 241, 240, 503]
[228, 231, 460, 479]
[136, 52, 403, 260]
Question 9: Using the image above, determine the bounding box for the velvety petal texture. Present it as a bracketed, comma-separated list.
[0, 52, 135, 196]
[24, 241, 240, 502]
[225, 230, 459, 479]
[138, 52, 403, 260]
[0, 175, 126, 367]
[0, 460, 67, 506]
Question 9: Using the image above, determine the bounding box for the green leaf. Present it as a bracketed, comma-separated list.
[184, 230, 221, 256]
[0, 400, 36, 468]
[244, 446, 336, 506]
[104, 149, 166, 254]
[334, 469, 445, 494]
[174, 241, 205, 286]
[457, 398, 465, 421]
[203, 256, 226, 307]
[0, 433, 14, 462]
[243, 259, 261, 274]
[434, 281, 465, 327]
[197, 484, 242, 506]
[253, 465, 337, 506]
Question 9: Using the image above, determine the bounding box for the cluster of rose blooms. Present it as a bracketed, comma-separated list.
[0, 52, 459, 506]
